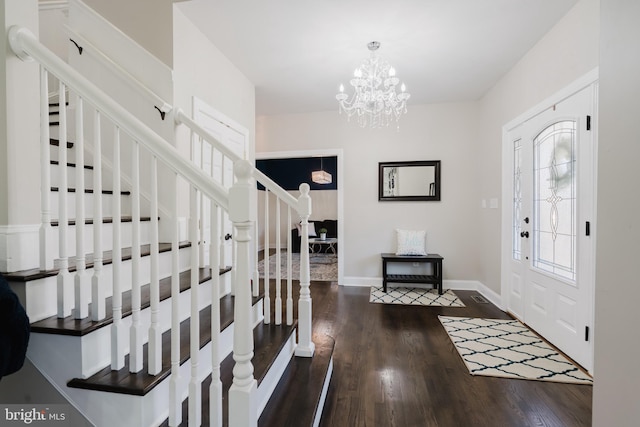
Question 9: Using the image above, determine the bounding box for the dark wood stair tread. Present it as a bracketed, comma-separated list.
[3, 241, 191, 282]
[259, 334, 335, 427]
[30, 266, 231, 336]
[68, 293, 275, 397]
[50, 160, 94, 170]
[49, 138, 73, 148]
[50, 187, 131, 195]
[51, 216, 152, 227]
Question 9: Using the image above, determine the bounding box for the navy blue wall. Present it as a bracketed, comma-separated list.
[256, 157, 338, 191]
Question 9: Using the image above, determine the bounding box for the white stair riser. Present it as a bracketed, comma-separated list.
[50, 162, 94, 189]
[20, 245, 191, 322]
[48, 220, 153, 259]
[50, 191, 132, 221]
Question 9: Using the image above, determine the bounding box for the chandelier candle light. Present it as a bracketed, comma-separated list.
[336, 41, 410, 128]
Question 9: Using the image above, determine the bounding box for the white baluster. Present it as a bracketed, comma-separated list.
[111, 126, 124, 370]
[169, 172, 182, 427]
[129, 140, 143, 373]
[189, 184, 201, 427]
[148, 156, 162, 375]
[275, 198, 282, 325]
[296, 183, 315, 357]
[209, 201, 222, 427]
[253, 219, 259, 297]
[56, 83, 72, 318]
[40, 68, 53, 271]
[228, 160, 257, 427]
[263, 189, 270, 324]
[73, 94, 89, 319]
[287, 206, 293, 326]
[199, 136, 206, 265]
[91, 110, 105, 321]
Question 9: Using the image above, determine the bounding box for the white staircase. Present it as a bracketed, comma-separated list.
[3, 21, 333, 427]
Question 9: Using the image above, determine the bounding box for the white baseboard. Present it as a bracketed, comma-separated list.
[476, 281, 504, 310]
[0, 224, 40, 272]
[342, 276, 504, 310]
[342, 276, 380, 287]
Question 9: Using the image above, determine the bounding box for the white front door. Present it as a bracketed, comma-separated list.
[504, 82, 596, 371]
[193, 97, 248, 268]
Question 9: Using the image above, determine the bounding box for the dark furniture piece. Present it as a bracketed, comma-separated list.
[381, 253, 443, 294]
[291, 219, 337, 253]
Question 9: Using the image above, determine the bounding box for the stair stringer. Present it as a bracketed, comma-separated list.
[26, 276, 264, 427]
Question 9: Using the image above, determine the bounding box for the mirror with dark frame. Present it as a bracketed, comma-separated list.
[378, 160, 441, 201]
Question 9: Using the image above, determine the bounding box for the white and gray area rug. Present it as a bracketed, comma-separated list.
[439, 316, 593, 385]
[369, 287, 465, 307]
[258, 252, 337, 282]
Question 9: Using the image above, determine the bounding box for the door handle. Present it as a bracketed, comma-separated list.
[520, 231, 529, 238]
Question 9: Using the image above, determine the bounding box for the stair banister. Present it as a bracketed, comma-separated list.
[91, 110, 105, 321]
[111, 127, 125, 370]
[73, 94, 89, 319]
[176, 107, 315, 357]
[8, 26, 229, 209]
[295, 183, 315, 357]
[56, 83, 73, 318]
[229, 160, 258, 427]
[39, 68, 54, 271]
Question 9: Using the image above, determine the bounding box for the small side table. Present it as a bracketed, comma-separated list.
[309, 238, 338, 254]
[381, 253, 443, 294]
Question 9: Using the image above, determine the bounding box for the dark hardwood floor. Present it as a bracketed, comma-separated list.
[302, 282, 592, 427]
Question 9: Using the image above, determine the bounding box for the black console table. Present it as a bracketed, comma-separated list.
[381, 253, 444, 294]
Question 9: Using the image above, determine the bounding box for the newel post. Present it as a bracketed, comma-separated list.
[296, 183, 315, 357]
[228, 160, 257, 427]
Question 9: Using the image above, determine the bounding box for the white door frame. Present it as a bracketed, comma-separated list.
[256, 149, 344, 286]
[500, 68, 598, 372]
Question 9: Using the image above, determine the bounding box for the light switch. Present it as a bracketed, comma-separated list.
[489, 198, 499, 209]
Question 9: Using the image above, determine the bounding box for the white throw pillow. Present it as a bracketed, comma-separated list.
[396, 229, 427, 256]
[295, 222, 317, 237]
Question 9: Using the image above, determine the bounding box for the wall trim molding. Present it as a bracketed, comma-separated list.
[39, 0, 69, 11]
[0, 224, 41, 273]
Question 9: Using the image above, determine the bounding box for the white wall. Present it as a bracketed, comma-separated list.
[172, 6, 256, 229]
[476, 0, 599, 294]
[172, 6, 255, 158]
[257, 102, 481, 283]
[593, 0, 640, 424]
[0, 0, 41, 272]
[82, 0, 173, 67]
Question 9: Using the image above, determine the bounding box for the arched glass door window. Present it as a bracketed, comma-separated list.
[533, 120, 577, 282]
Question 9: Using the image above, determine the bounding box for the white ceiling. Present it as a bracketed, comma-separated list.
[176, 0, 579, 116]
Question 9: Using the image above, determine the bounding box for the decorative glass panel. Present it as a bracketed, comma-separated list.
[533, 121, 576, 281]
[512, 138, 522, 261]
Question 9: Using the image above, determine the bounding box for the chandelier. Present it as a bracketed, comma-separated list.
[312, 157, 332, 184]
[336, 41, 410, 128]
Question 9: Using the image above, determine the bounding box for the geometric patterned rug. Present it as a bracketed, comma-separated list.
[258, 252, 337, 281]
[370, 287, 465, 307]
[439, 316, 593, 385]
